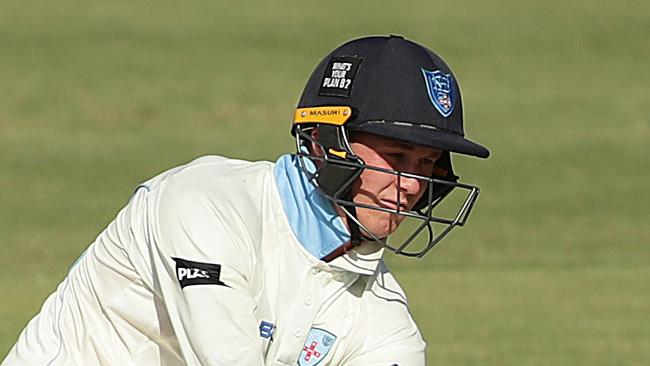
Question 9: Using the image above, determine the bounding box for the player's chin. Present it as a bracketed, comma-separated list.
[359, 211, 403, 239]
[387, 213, 406, 234]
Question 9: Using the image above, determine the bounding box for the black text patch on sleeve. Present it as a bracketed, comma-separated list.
[172, 257, 229, 289]
[319, 56, 362, 98]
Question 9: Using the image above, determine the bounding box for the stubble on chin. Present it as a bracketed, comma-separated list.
[355, 209, 403, 239]
[335, 198, 406, 239]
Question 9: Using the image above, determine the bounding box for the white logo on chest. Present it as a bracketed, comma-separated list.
[177, 267, 210, 280]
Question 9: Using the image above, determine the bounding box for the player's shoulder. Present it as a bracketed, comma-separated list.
[147, 155, 274, 199]
[367, 260, 409, 305]
[353, 261, 426, 362]
[141, 155, 278, 251]
[167, 155, 273, 185]
[362, 261, 422, 336]
[141, 155, 277, 225]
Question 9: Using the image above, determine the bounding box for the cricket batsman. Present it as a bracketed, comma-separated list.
[2, 35, 489, 365]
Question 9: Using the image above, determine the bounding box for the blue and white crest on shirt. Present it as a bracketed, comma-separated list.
[297, 328, 337, 366]
[422, 69, 455, 117]
[259, 321, 275, 339]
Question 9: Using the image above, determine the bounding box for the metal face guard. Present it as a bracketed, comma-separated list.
[294, 126, 481, 258]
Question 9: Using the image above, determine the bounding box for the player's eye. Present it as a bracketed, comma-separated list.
[420, 157, 437, 166]
[387, 152, 405, 164]
[384, 151, 404, 161]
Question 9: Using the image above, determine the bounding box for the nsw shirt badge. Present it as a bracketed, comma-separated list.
[297, 328, 336, 366]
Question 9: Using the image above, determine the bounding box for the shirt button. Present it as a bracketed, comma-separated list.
[304, 296, 313, 306]
[311, 268, 320, 275]
[293, 329, 303, 338]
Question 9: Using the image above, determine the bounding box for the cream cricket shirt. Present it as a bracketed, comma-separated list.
[2, 155, 425, 366]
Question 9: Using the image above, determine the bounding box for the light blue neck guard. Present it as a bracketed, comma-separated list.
[273, 154, 350, 260]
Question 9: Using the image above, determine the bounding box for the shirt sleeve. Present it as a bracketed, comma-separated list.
[149, 186, 263, 366]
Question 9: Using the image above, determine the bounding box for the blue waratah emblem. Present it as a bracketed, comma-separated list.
[422, 69, 455, 117]
[297, 328, 337, 366]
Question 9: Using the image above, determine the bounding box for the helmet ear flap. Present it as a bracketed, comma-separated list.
[413, 151, 458, 212]
[314, 124, 346, 149]
[299, 124, 364, 199]
[316, 161, 362, 198]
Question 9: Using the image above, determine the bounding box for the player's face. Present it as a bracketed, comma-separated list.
[348, 132, 443, 238]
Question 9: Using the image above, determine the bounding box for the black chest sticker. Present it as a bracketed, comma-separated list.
[172, 257, 229, 289]
[319, 56, 363, 98]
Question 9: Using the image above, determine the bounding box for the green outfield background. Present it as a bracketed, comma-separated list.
[1, 1, 648, 364]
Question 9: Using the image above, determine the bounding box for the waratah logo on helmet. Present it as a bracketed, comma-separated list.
[422, 69, 455, 117]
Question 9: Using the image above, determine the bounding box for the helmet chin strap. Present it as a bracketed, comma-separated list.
[348, 205, 362, 246]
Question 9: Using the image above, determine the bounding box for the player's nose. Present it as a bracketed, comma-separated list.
[399, 174, 424, 196]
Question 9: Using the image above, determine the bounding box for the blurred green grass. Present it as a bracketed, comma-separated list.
[1, 0, 649, 364]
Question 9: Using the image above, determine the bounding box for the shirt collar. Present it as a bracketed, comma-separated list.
[327, 241, 384, 276]
[273, 154, 383, 275]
